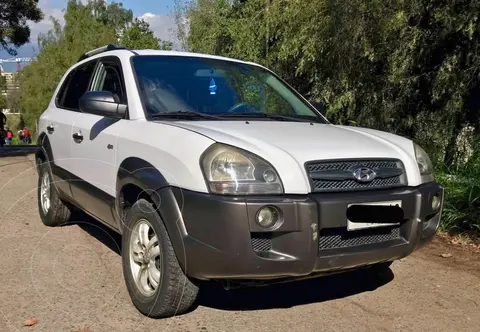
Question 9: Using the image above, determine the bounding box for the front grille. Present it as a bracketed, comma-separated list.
[318, 227, 402, 251]
[306, 159, 407, 192]
[251, 233, 272, 252]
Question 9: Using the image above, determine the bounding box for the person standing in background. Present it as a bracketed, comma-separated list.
[0, 111, 6, 148]
[23, 127, 31, 144]
[5, 127, 12, 145]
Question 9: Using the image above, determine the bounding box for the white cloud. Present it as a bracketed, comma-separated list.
[139, 13, 181, 49]
[28, 0, 66, 44]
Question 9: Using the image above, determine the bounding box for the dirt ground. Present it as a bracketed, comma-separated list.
[0, 154, 478, 332]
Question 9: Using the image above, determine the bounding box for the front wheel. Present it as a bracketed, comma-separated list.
[121, 199, 199, 318]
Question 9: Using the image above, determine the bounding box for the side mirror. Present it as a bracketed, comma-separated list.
[310, 101, 326, 117]
[79, 91, 127, 118]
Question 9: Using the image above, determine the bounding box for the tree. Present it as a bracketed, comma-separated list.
[173, 0, 191, 50]
[0, 0, 43, 55]
[38, 16, 64, 50]
[6, 89, 20, 113]
[88, 0, 133, 40]
[121, 18, 172, 50]
[0, 72, 6, 110]
[0, 95, 6, 110]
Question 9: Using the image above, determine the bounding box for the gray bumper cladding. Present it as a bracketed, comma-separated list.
[162, 182, 444, 281]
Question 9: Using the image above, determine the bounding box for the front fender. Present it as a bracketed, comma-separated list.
[116, 157, 189, 273]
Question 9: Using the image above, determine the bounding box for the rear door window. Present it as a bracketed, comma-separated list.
[57, 60, 97, 111]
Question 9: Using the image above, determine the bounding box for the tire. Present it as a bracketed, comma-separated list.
[122, 198, 199, 318]
[37, 158, 71, 227]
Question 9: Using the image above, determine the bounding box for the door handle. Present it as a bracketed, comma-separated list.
[72, 132, 83, 143]
[46, 124, 54, 133]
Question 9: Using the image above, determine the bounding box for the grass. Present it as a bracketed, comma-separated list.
[3, 137, 36, 146]
[9, 137, 36, 145]
[435, 139, 480, 234]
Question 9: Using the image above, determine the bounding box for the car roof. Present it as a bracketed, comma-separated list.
[132, 49, 258, 66]
[75, 46, 266, 70]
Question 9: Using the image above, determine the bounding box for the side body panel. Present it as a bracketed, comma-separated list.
[70, 115, 128, 228]
[71, 115, 127, 197]
[43, 109, 81, 172]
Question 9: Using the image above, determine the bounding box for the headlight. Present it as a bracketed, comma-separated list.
[414, 143, 434, 182]
[200, 143, 284, 195]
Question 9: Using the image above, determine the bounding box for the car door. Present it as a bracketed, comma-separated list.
[45, 60, 97, 196]
[70, 56, 128, 228]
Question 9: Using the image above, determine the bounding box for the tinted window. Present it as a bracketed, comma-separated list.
[55, 71, 74, 107]
[90, 59, 126, 104]
[60, 61, 96, 110]
[131, 55, 325, 122]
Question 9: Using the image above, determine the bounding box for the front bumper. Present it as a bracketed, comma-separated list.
[171, 182, 444, 280]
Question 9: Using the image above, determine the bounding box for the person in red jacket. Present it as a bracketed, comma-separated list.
[23, 127, 31, 144]
[5, 127, 13, 145]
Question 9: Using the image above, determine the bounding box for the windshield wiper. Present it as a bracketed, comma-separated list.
[217, 112, 313, 122]
[150, 110, 223, 120]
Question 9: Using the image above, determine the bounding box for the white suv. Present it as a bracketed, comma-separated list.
[35, 44, 444, 318]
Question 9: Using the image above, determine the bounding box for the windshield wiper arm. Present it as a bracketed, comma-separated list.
[217, 112, 313, 122]
[150, 110, 223, 120]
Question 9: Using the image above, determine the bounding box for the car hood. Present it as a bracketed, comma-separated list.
[156, 120, 422, 192]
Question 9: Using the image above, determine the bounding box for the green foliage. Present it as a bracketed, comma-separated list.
[19, 0, 173, 130]
[436, 138, 480, 233]
[0, 75, 5, 90]
[184, 0, 480, 141]
[87, 0, 133, 35]
[0, 94, 6, 110]
[121, 18, 173, 50]
[6, 90, 21, 113]
[5, 113, 21, 130]
[0, 0, 43, 55]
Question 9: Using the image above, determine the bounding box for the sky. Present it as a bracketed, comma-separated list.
[0, 0, 178, 72]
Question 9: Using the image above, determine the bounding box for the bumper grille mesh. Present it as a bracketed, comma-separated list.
[251, 234, 272, 252]
[309, 160, 398, 172]
[318, 227, 401, 251]
[306, 159, 406, 192]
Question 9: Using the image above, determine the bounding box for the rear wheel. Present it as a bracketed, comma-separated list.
[37, 158, 71, 227]
[122, 199, 199, 318]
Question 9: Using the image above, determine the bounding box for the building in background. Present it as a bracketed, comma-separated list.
[1, 65, 20, 114]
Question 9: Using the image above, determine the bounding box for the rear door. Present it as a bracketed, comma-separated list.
[70, 56, 128, 228]
[44, 60, 97, 195]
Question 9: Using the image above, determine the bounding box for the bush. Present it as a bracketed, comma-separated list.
[5, 114, 21, 130]
[435, 139, 480, 233]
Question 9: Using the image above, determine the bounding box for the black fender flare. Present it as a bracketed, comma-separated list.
[35, 133, 54, 170]
[116, 157, 188, 272]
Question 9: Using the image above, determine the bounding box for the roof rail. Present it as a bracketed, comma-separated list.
[77, 44, 130, 62]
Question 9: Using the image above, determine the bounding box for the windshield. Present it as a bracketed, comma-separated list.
[132, 55, 326, 122]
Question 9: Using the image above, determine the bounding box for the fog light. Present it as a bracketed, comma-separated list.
[256, 206, 280, 228]
[432, 194, 441, 211]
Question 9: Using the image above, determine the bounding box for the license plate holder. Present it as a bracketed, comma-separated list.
[347, 200, 402, 231]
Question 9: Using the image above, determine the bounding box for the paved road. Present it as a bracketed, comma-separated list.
[0, 154, 479, 332]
